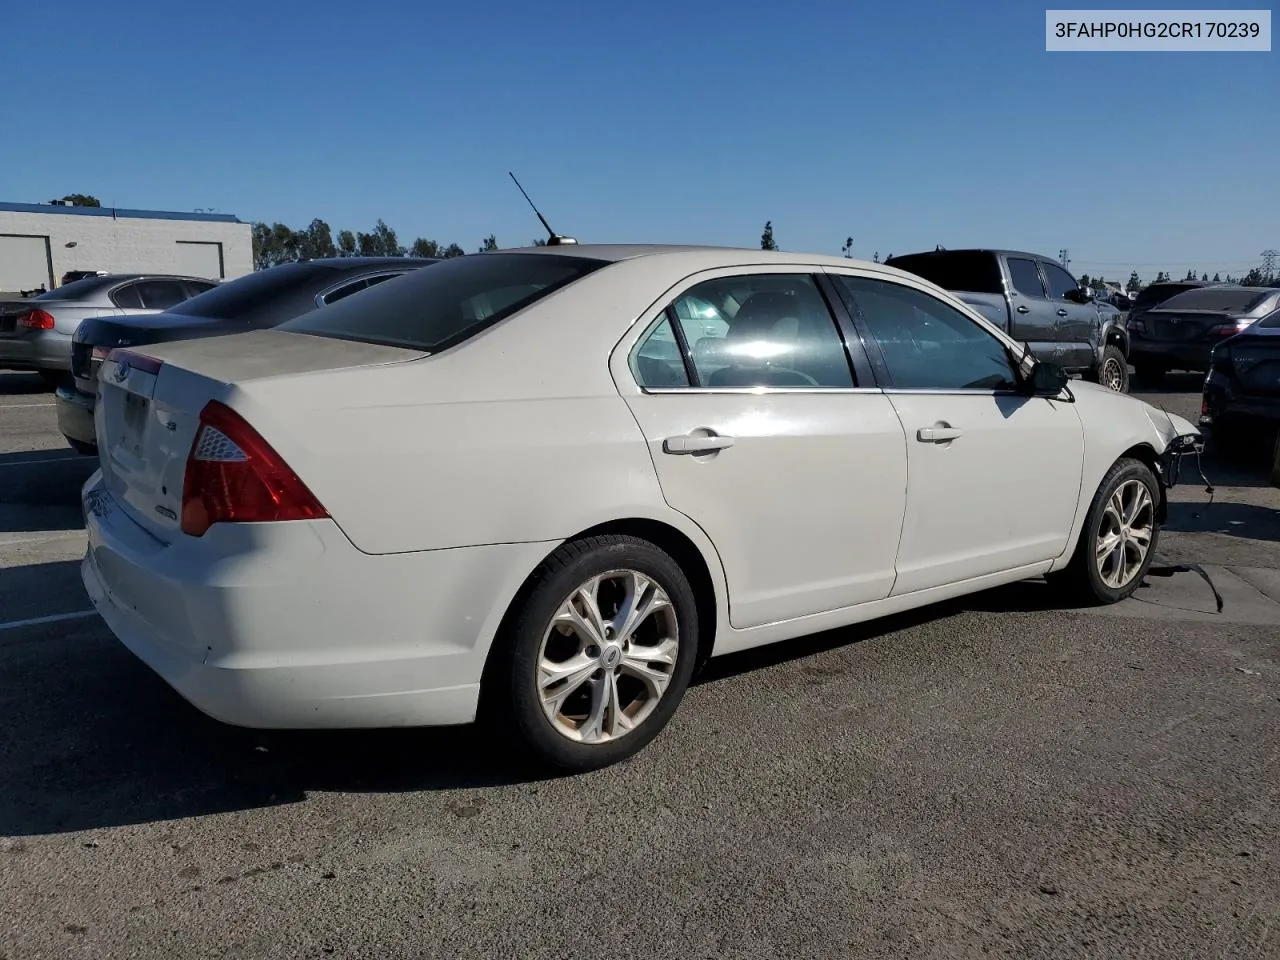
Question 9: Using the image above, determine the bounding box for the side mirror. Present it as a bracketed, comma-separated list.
[1025, 360, 1069, 397]
[1064, 287, 1091, 304]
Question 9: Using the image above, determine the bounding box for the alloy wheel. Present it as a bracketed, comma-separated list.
[1102, 357, 1125, 392]
[1095, 479, 1155, 589]
[537, 569, 680, 744]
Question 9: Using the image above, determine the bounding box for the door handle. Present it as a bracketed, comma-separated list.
[1016, 305, 1030, 314]
[917, 426, 963, 443]
[1056, 308, 1069, 317]
[664, 432, 735, 455]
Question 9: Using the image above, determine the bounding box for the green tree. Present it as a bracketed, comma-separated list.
[440, 243, 466, 259]
[410, 238, 440, 258]
[251, 221, 302, 270]
[337, 230, 357, 257]
[1079, 274, 1092, 288]
[532, 237, 548, 246]
[1126, 271, 1141, 292]
[872, 251, 880, 263]
[1242, 267, 1266, 286]
[57, 193, 101, 207]
[356, 219, 404, 258]
[841, 236, 853, 258]
[1201, 272, 1209, 281]
[298, 218, 337, 260]
[1184, 269, 1196, 280]
[1213, 272, 1221, 282]
[760, 221, 777, 251]
[479, 234, 498, 252]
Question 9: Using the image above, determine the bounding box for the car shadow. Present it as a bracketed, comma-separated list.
[0, 371, 56, 395]
[1, 564, 557, 837]
[1164, 499, 1280, 543]
[0, 449, 99, 533]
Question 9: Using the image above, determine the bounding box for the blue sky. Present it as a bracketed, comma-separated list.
[2, 0, 1275, 283]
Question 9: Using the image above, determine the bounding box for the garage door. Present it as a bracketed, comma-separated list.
[175, 241, 224, 280]
[0, 235, 53, 292]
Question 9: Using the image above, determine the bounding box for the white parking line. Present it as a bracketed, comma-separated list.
[0, 454, 85, 468]
[0, 402, 55, 408]
[0, 610, 97, 632]
[0, 531, 86, 548]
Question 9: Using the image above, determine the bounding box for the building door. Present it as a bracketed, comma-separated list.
[175, 241, 224, 280]
[0, 235, 53, 291]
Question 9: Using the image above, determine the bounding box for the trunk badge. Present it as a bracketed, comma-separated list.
[154, 505, 177, 521]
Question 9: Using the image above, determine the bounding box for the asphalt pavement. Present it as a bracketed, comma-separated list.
[1, 370, 1277, 960]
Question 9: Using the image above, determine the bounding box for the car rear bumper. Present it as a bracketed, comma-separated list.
[0, 330, 73, 371]
[55, 383, 98, 447]
[80, 470, 553, 729]
[1127, 339, 1216, 370]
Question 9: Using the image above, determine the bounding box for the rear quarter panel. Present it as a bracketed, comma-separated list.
[955, 291, 1012, 332]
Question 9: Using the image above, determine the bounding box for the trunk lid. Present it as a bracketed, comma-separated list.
[72, 313, 239, 392]
[95, 330, 424, 543]
[1226, 332, 1280, 396]
[1146, 309, 1241, 342]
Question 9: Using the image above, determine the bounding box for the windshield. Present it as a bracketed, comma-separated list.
[278, 252, 609, 352]
[33, 276, 122, 300]
[1154, 288, 1275, 314]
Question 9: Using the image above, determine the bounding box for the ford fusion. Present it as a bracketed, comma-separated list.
[80, 245, 1200, 772]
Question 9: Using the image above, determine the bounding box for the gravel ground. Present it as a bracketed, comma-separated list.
[1, 370, 1277, 960]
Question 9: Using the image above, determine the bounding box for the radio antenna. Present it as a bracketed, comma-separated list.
[509, 172, 577, 246]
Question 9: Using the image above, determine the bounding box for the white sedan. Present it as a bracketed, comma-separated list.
[80, 245, 1201, 772]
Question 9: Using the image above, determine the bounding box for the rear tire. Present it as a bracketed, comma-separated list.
[1052, 457, 1161, 605]
[481, 534, 700, 774]
[37, 370, 64, 390]
[1133, 363, 1165, 387]
[1270, 431, 1280, 488]
[1087, 345, 1129, 393]
[66, 437, 98, 456]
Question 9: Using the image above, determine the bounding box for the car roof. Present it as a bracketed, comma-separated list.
[489, 243, 886, 270]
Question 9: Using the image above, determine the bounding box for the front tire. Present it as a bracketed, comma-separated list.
[1053, 457, 1161, 605]
[1087, 345, 1129, 393]
[482, 535, 700, 773]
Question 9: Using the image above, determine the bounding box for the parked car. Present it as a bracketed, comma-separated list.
[0, 273, 217, 386]
[1199, 306, 1280, 462]
[1125, 279, 1218, 330]
[884, 249, 1131, 392]
[81, 245, 1200, 773]
[1127, 286, 1280, 386]
[58, 256, 439, 454]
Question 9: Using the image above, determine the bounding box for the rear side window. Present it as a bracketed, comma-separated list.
[111, 283, 144, 309]
[1258, 309, 1280, 329]
[884, 252, 1003, 294]
[1006, 258, 1046, 298]
[135, 279, 191, 310]
[279, 253, 608, 353]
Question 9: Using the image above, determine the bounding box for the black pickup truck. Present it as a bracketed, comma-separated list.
[885, 249, 1131, 393]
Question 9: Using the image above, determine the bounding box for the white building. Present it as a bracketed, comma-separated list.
[0, 201, 253, 293]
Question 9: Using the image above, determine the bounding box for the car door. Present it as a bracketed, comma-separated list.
[1040, 258, 1100, 369]
[612, 267, 908, 630]
[826, 270, 1085, 596]
[1002, 256, 1062, 363]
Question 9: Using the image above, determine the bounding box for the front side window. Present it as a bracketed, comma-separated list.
[1041, 262, 1079, 300]
[644, 274, 853, 388]
[835, 275, 1018, 391]
[1006, 258, 1046, 299]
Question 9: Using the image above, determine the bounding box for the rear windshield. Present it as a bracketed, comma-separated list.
[277, 252, 609, 352]
[1131, 283, 1200, 310]
[1154, 288, 1275, 314]
[883, 252, 1003, 294]
[169, 262, 357, 319]
[33, 276, 121, 300]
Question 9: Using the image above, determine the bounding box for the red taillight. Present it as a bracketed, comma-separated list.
[1201, 394, 1210, 417]
[1126, 318, 1146, 335]
[1209, 321, 1251, 337]
[180, 400, 328, 537]
[19, 309, 55, 330]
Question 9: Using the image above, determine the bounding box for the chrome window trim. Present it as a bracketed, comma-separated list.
[639, 386, 885, 396]
[314, 271, 411, 308]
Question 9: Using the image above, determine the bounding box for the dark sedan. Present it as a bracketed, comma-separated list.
[1200, 307, 1280, 466]
[1126, 286, 1280, 386]
[57, 256, 439, 453]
